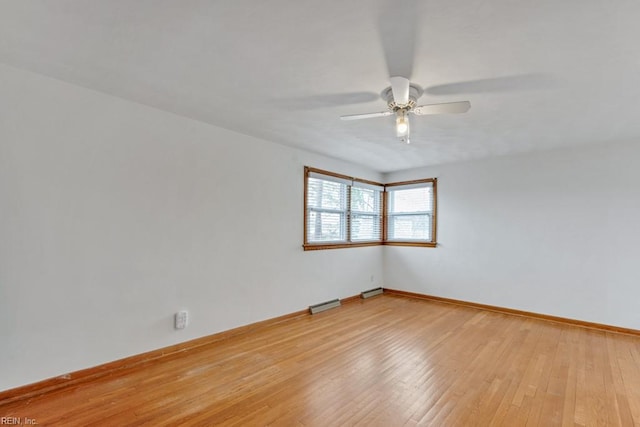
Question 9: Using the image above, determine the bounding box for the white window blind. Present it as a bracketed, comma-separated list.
[350, 183, 382, 242]
[305, 169, 383, 245]
[386, 181, 435, 242]
[306, 176, 348, 243]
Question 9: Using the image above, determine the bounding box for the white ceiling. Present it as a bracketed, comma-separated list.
[2, 0, 640, 172]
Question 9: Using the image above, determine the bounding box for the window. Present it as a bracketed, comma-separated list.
[385, 179, 437, 247]
[304, 167, 383, 249]
[303, 167, 436, 250]
[305, 172, 348, 243]
[350, 185, 383, 241]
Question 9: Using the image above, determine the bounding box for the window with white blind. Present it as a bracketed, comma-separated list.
[304, 167, 383, 249]
[304, 167, 436, 250]
[385, 179, 437, 246]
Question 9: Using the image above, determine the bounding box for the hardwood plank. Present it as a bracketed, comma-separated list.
[1, 294, 639, 426]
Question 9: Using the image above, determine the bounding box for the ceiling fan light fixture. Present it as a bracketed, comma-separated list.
[395, 110, 409, 136]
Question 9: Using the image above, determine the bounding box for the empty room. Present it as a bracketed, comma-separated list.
[1, 0, 640, 425]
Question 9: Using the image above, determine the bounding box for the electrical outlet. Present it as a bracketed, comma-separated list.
[175, 310, 188, 330]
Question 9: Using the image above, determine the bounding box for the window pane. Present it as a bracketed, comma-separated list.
[307, 177, 346, 210]
[388, 214, 431, 240]
[388, 187, 432, 214]
[350, 187, 378, 213]
[307, 211, 346, 242]
[351, 214, 381, 241]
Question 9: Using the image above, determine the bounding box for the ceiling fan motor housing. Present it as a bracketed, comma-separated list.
[381, 84, 423, 111]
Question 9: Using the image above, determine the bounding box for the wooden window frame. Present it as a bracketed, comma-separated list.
[383, 178, 438, 248]
[303, 167, 438, 250]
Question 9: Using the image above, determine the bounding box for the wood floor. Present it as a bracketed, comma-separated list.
[2, 294, 640, 426]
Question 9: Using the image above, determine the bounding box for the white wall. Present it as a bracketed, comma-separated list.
[384, 140, 640, 330]
[0, 63, 384, 391]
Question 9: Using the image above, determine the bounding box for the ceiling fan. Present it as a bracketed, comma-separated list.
[340, 76, 470, 144]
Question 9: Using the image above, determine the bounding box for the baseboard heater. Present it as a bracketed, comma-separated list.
[309, 298, 341, 314]
[361, 287, 383, 299]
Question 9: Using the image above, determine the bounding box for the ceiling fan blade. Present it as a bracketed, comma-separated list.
[390, 76, 410, 105]
[340, 111, 393, 121]
[412, 101, 471, 116]
[272, 92, 379, 110]
[425, 74, 556, 95]
[378, 0, 418, 79]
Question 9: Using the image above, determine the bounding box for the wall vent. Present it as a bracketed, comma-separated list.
[309, 298, 341, 314]
[361, 287, 383, 299]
